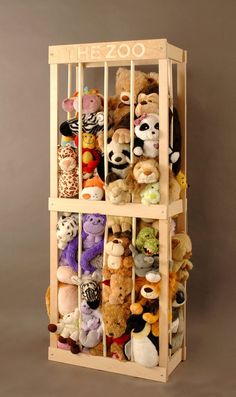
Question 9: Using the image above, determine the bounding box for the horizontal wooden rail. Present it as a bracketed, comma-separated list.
[48, 198, 183, 219]
[49, 39, 185, 65]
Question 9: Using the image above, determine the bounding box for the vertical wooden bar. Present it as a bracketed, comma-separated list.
[130, 61, 136, 305]
[77, 63, 84, 330]
[102, 62, 109, 357]
[158, 59, 170, 371]
[177, 52, 187, 361]
[167, 59, 173, 357]
[67, 64, 73, 120]
[50, 63, 59, 348]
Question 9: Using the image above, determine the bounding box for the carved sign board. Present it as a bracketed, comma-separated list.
[49, 39, 170, 64]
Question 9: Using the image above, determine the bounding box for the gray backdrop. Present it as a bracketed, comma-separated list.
[0, 0, 235, 396]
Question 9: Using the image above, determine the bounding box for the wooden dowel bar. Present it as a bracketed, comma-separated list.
[158, 59, 170, 370]
[67, 64, 72, 120]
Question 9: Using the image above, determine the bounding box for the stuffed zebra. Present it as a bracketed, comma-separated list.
[60, 112, 106, 139]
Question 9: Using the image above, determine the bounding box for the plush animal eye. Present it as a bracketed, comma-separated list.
[154, 123, 159, 129]
[97, 219, 101, 223]
[90, 99, 94, 102]
[122, 150, 130, 157]
[140, 123, 149, 131]
[148, 99, 153, 103]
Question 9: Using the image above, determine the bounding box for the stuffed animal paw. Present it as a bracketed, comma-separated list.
[112, 128, 130, 144]
[130, 302, 143, 315]
[143, 312, 159, 325]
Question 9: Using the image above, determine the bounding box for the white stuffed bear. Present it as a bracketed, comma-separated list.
[48, 308, 80, 354]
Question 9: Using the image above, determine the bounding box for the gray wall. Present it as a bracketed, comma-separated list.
[1, 1, 235, 396]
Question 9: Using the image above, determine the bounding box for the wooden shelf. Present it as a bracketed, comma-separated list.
[48, 198, 183, 220]
[48, 347, 182, 382]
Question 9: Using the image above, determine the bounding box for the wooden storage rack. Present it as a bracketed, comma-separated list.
[48, 38, 187, 382]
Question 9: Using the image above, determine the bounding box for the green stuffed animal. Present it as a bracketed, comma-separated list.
[136, 227, 159, 255]
[140, 183, 160, 205]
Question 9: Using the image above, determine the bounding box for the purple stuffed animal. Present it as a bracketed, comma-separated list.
[60, 237, 78, 272]
[81, 214, 106, 274]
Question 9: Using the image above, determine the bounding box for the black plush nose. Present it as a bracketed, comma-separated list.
[144, 287, 153, 293]
[141, 100, 147, 105]
[109, 332, 114, 337]
[113, 239, 119, 244]
[115, 156, 122, 162]
[176, 291, 185, 304]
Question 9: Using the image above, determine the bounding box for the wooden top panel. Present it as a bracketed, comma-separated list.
[49, 39, 185, 65]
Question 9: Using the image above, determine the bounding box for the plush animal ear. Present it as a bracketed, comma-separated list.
[62, 98, 75, 112]
[97, 93, 104, 107]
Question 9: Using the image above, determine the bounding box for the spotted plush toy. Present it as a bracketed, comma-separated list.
[58, 144, 78, 198]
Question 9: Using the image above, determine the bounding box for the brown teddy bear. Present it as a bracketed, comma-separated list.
[103, 302, 131, 360]
[103, 273, 132, 305]
[103, 235, 133, 278]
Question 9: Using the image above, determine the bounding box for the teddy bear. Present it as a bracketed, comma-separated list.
[140, 182, 160, 205]
[48, 308, 80, 354]
[79, 300, 103, 348]
[102, 302, 131, 360]
[115, 67, 158, 106]
[105, 177, 131, 205]
[107, 215, 132, 237]
[80, 176, 104, 201]
[103, 273, 132, 305]
[56, 213, 78, 250]
[104, 235, 133, 274]
[58, 144, 79, 198]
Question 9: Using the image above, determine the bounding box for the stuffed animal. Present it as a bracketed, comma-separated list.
[103, 302, 130, 360]
[80, 176, 104, 201]
[103, 273, 132, 305]
[133, 113, 159, 158]
[112, 113, 130, 143]
[79, 300, 103, 348]
[135, 227, 158, 253]
[56, 213, 78, 250]
[130, 272, 161, 336]
[58, 144, 78, 198]
[105, 178, 131, 205]
[126, 158, 160, 188]
[140, 182, 160, 205]
[135, 91, 159, 117]
[107, 215, 132, 237]
[169, 170, 181, 203]
[108, 97, 130, 126]
[129, 244, 159, 277]
[171, 258, 193, 282]
[48, 308, 80, 354]
[104, 235, 133, 273]
[81, 214, 106, 274]
[81, 132, 101, 176]
[172, 232, 192, 262]
[59, 236, 78, 272]
[124, 314, 159, 367]
[107, 137, 130, 179]
[62, 89, 103, 115]
[115, 67, 158, 105]
[72, 273, 100, 310]
[176, 171, 188, 191]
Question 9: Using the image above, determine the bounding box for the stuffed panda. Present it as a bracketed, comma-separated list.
[107, 137, 130, 179]
[134, 113, 180, 165]
[134, 113, 159, 158]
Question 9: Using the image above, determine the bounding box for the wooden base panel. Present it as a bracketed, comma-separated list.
[48, 347, 183, 382]
[48, 198, 183, 219]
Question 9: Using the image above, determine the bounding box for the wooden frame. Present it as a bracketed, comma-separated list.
[48, 39, 187, 382]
